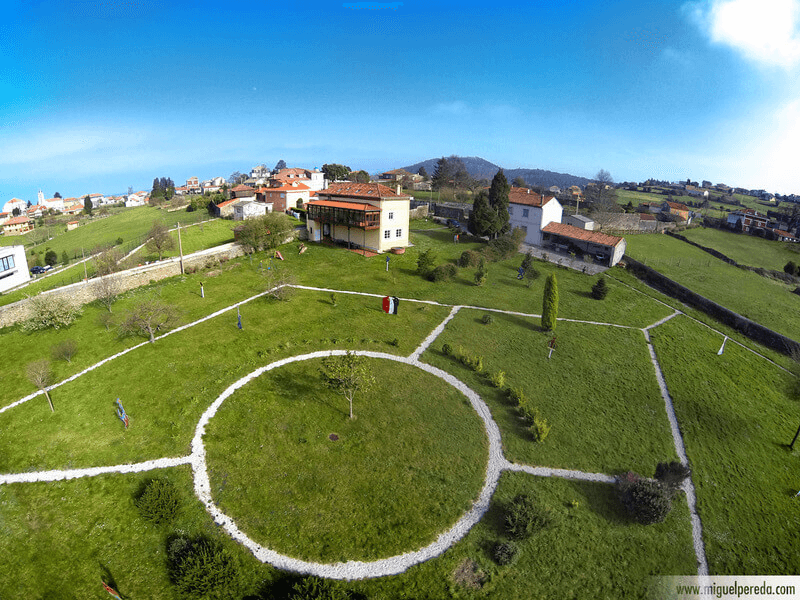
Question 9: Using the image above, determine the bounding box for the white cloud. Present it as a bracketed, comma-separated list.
[689, 0, 800, 68]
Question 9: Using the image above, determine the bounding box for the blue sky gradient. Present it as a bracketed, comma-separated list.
[2, 0, 800, 203]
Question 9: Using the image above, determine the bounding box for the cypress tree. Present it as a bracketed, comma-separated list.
[468, 190, 496, 237]
[591, 276, 608, 300]
[488, 169, 511, 238]
[542, 273, 558, 331]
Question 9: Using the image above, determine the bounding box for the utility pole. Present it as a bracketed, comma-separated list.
[82, 248, 88, 281]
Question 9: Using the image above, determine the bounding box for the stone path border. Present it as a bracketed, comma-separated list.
[2, 282, 751, 580]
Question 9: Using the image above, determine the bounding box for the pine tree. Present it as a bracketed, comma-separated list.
[431, 157, 449, 191]
[591, 276, 608, 300]
[468, 190, 495, 237]
[488, 169, 511, 238]
[541, 273, 558, 331]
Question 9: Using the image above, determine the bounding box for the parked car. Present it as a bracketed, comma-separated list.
[30, 266, 46, 274]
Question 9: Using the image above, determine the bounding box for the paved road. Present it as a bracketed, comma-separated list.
[520, 243, 609, 275]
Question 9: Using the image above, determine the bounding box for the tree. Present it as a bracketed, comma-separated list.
[416, 248, 437, 278]
[83, 195, 93, 215]
[94, 247, 123, 276]
[92, 275, 120, 312]
[52, 339, 78, 363]
[119, 294, 178, 343]
[541, 273, 558, 331]
[431, 156, 471, 191]
[146, 222, 176, 260]
[61, 250, 69, 265]
[274, 159, 287, 171]
[12, 207, 21, 216]
[591, 276, 609, 300]
[418, 166, 429, 180]
[348, 170, 370, 183]
[235, 212, 294, 253]
[512, 176, 527, 188]
[488, 169, 511, 238]
[44, 249, 58, 266]
[785, 261, 799, 276]
[468, 190, 495, 237]
[474, 257, 488, 286]
[322, 163, 351, 182]
[53, 192, 62, 198]
[228, 171, 247, 185]
[26, 359, 55, 412]
[584, 169, 619, 218]
[617, 472, 672, 525]
[319, 351, 375, 420]
[21, 294, 82, 332]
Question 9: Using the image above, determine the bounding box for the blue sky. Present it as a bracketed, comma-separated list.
[2, 0, 800, 204]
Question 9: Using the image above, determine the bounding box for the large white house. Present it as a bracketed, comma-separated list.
[3, 198, 27, 214]
[507, 187, 563, 246]
[305, 182, 410, 253]
[0, 245, 30, 293]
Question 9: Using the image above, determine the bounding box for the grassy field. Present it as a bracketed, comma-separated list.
[0, 224, 796, 597]
[680, 226, 800, 271]
[650, 315, 800, 574]
[206, 358, 487, 563]
[625, 233, 800, 342]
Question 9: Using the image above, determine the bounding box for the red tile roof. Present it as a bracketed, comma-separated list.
[664, 201, 689, 211]
[261, 182, 311, 192]
[508, 187, 556, 207]
[542, 222, 625, 247]
[231, 184, 254, 192]
[639, 213, 656, 221]
[319, 182, 406, 200]
[307, 199, 381, 212]
[216, 199, 238, 208]
[4, 215, 32, 225]
[774, 229, 797, 239]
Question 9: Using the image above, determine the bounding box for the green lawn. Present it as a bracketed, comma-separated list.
[649, 315, 800, 574]
[680, 227, 800, 271]
[126, 218, 235, 263]
[206, 358, 487, 563]
[625, 233, 800, 342]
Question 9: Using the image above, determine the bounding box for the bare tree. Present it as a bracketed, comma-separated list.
[319, 351, 375, 420]
[92, 276, 120, 312]
[52, 339, 78, 363]
[119, 294, 178, 343]
[262, 268, 297, 302]
[94, 247, 123, 276]
[26, 360, 55, 412]
[145, 222, 176, 260]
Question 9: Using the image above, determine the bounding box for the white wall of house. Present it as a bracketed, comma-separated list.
[233, 199, 270, 221]
[508, 197, 563, 246]
[0, 245, 30, 293]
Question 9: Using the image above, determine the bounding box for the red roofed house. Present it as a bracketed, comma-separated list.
[661, 201, 691, 222]
[213, 198, 239, 218]
[507, 186, 563, 246]
[259, 181, 311, 212]
[2, 215, 34, 235]
[305, 182, 410, 253]
[727, 208, 768, 232]
[230, 184, 256, 200]
[542, 222, 627, 266]
[271, 168, 326, 191]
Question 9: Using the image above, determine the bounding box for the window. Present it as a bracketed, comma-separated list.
[388, 212, 394, 220]
[384, 230, 391, 239]
[0, 255, 15, 272]
[395, 228, 402, 237]
[522, 208, 529, 218]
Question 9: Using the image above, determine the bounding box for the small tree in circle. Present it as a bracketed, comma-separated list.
[591, 276, 608, 300]
[319, 351, 375, 420]
[26, 359, 55, 412]
[541, 273, 559, 331]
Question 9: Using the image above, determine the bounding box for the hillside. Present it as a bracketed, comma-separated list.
[400, 156, 592, 189]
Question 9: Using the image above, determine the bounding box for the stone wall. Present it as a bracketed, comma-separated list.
[0, 242, 246, 329]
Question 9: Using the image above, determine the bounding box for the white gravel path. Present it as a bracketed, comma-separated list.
[503, 461, 616, 484]
[0, 456, 192, 485]
[643, 329, 709, 576]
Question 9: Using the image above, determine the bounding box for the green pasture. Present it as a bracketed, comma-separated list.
[649, 315, 800, 574]
[625, 234, 800, 342]
[680, 227, 800, 271]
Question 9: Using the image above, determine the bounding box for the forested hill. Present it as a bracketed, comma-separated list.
[400, 156, 592, 189]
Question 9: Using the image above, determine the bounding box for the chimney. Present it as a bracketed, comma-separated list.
[396, 184, 401, 195]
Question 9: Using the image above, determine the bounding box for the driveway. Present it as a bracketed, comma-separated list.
[519, 243, 609, 275]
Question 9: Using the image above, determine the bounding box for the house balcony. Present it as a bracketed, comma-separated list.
[307, 204, 381, 230]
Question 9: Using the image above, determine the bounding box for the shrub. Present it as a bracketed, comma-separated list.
[507, 386, 526, 406]
[416, 248, 437, 277]
[458, 250, 480, 268]
[168, 535, 239, 599]
[116, 237, 124, 245]
[521, 251, 534, 272]
[135, 478, 181, 525]
[21, 294, 82, 332]
[482, 313, 494, 325]
[98, 312, 115, 331]
[541, 273, 559, 331]
[430, 263, 457, 282]
[504, 494, 549, 539]
[474, 257, 488, 286]
[44, 249, 58, 266]
[617, 471, 672, 525]
[60, 250, 69, 265]
[529, 408, 551, 442]
[442, 343, 452, 356]
[489, 370, 505, 388]
[487, 234, 520, 261]
[388, 337, 399, 347]
[591, 276, 609, 300]
[51, 339, 78, 363]
[493, 541, 519, 566]
[785, 261, 799, 276]
[654, 461, 691, 493]
[330, 292, 337, 307]
[289, 576, 352, 600]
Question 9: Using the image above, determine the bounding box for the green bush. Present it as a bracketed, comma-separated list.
[482, 313, 494, 325]
[289, 576, 352, 600]
[521, 251, 534, 272]
[504, 494, 549, 539]
[785, 261, 799, 276]
[430, 263, 458, 282]
[416, 248, 437, 277]
[654, 461, 691, 493]
[489, 370, 505, 388]
[617, 472, 672, 525]
[591, 276, 609, 300]
[168, 535, 239, 599]
[135, 478, 181, 525]
[21, 294, 82, 332]
[442, 343, 452, 356]
[487, 234, 521, 261]
[493, 541, 519, 566]
[541, 273, 559, 331]
[474, 257, 488, 286]
[507, 386, 526, 406]
[51, 339, 78, 363]
[44, 249, 58, 267]
[529, 409, 551, 443]
[458, 250, 481, 268]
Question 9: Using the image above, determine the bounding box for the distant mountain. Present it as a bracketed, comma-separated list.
[399, 156, 592, 189]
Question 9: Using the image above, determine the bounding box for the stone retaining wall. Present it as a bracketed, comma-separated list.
[0, 242, 246, 329]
